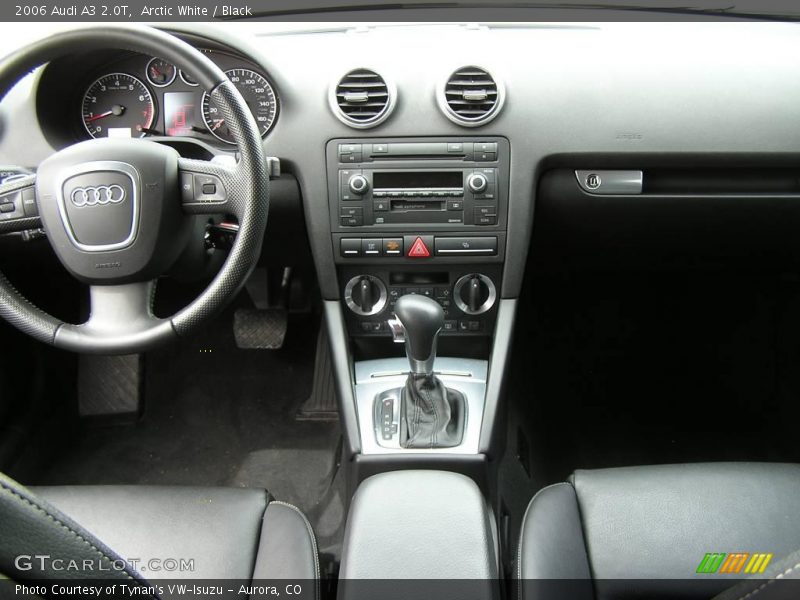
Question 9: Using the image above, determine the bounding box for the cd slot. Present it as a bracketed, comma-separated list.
[369, 154, 466, 161]
[391, 199, 445, 212]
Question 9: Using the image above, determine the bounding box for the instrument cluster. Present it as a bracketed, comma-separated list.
[74, 49, 278, 146]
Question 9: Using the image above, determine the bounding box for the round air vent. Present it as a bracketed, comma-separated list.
[329, 68, 396, 129]
[437, 66, 505, 127]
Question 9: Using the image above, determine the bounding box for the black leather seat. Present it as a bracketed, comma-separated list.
[0, 473, 318, 596]
[517, 463, 800, 600]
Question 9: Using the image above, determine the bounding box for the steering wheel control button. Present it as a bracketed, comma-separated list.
[191, 173, 226, 204]
[180, 172, 194, 203]
[22, 187, 38, 217]
[0, 191, 24, 220]
[575, 170, 643, 194]
[405, 235, 433, 258]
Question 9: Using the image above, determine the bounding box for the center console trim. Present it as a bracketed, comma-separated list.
[354, 357, 486, 455]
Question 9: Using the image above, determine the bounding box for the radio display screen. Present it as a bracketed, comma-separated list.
[373, 171, 462, 189]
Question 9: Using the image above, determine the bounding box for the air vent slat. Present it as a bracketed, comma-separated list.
[439, 66, 503, 126]
[337, 82, 387, 89]
[332, 68, 394, 128]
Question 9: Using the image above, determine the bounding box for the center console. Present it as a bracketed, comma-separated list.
[325, 137, 511, 460]
[338, 470, 499, 599]
[327, 137, 509, 339]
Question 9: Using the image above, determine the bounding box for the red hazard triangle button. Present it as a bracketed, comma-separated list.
[408, 236, 431, 258]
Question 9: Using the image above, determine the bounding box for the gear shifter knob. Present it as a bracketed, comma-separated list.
[390, 294, 444, 375]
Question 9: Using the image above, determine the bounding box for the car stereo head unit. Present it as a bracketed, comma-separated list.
[327, 138, 509, 230]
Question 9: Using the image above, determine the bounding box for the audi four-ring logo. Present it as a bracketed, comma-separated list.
[69, 184, 126, 207]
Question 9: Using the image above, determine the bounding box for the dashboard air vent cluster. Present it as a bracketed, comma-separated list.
[440, 66, 504, 126]
[332, 68, 394, 128]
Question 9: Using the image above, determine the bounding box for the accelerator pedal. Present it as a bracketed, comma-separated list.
[234, 266, 291, 350]
[297, 323, 339, 421]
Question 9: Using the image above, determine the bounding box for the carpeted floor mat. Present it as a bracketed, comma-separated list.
[30, 308, 346, 560]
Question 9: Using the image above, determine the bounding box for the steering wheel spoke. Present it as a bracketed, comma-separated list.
[0, 173, 41, 234]
[56, 281, 175, 353]
[178, 156, 243, 219]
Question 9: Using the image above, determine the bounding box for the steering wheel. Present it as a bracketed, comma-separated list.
[0, 25, 269, 354]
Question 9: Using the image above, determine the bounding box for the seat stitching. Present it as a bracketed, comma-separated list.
[517, 482, 573, 600]
[0, 481, 138, 584]
[736, 561, 800, 600]
[270, 501, 320, 600]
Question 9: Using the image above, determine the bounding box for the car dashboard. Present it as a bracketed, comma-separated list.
[2, 19, 800, 454]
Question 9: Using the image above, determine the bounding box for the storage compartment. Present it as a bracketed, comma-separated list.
[535, 167, 800, 270]
[338, 470, 499, 599]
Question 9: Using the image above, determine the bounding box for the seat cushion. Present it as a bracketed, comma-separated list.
[31, 484, 318, 584]
[518, 463, 800, 600]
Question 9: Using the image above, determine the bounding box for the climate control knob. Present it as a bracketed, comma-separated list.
[344, 275, 387, 316]
[453, 273, 497, 315]
[467, 173, 488, 194]
[348, 174, 370, 195]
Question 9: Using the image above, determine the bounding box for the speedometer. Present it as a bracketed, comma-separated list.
[202, 68, 277, 144]
[81, 73, 155, 139]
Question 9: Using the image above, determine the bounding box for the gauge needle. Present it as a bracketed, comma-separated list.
[86, 105, 126, 122]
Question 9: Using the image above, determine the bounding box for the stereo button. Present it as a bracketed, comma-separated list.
[447, 200, 463, 211]
[474, 142, 498, 153]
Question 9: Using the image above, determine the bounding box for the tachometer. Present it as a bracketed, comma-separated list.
[81, 73, 155, 139]
[202, 68, 277, 144]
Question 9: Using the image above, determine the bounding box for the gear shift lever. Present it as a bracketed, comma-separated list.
[387, 294, 465, 448]
[389, 294, 443, 375]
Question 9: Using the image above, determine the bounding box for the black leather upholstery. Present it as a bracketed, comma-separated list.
[518, 463, 800, 600]
[0, 473, 318, 594]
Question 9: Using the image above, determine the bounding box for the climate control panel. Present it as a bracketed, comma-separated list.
[340, 266, 501, 337]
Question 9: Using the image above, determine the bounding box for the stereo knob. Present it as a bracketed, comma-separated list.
[349, 174, 370, 196]
[453, 273, 497, 316]
[345, 275, 387, 316]
[467, 173, 488, 194]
